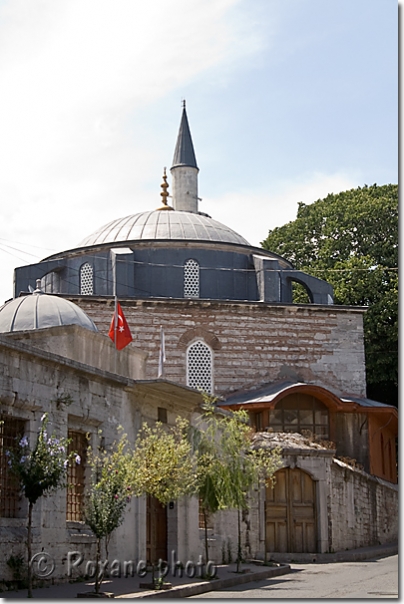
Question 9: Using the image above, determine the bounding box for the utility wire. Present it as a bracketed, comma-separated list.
[29, 250, 399, 273]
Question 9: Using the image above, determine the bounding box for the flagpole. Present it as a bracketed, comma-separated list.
[109, 247, 133, 370]
[159, 325, 163, 379]
[158, 325, 166, 379]
[112, 251, 118, 349]
[112, 251, 118, 374]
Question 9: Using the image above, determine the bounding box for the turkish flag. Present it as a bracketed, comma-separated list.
[108, 302, 133, 350]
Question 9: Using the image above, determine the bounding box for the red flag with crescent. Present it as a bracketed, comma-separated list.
[108, 301, 133, 350]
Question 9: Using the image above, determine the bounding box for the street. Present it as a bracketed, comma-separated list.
[188, 555, 398, 599]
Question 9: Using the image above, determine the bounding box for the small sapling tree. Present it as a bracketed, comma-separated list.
[6, 413, 77, 597]
[196, 398, 282, 571]
[192, 401, 225, 566]
[84, 431, 133, 595]
[129, 417, 197, 586]
[218, 409, 282, 571]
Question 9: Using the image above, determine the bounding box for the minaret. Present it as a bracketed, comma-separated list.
[170, 101, 199, 213]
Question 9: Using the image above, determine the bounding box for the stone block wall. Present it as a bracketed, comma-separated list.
[206, 450, 398, 561]
[203, 495, 262, 564]
[0, 335, 139, 583]
[72, 298, 367, 398]
[327, 459, 398, 552]
[6, 325, 148, 381]
[0, 334, 202, 584]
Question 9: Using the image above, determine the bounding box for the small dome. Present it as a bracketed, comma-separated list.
[0, 285, 98, 333]
[77, 210, 250, 248]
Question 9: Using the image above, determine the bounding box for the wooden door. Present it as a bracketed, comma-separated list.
[146, 495, 168, 563]
[266, 467, 317, 553]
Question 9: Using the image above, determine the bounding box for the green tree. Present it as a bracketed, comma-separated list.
[261, 184, 398, 406]
[84, 432, 133, 594]
[6, 413, 76, 597]
[192, 407, 224, 567]
[129, 417, 197, 506]
[195, 399, 282, 570]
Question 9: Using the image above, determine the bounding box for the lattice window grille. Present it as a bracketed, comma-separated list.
[184, 259, 200, 298]
[80, 263, 94, 295]
[187, 340, 213, 394]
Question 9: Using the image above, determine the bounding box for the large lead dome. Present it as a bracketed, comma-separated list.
[77, 210, 250, 248]
[12, 105, 334, 306]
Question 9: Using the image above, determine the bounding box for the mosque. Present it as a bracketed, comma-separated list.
[0, 105, 397, 581]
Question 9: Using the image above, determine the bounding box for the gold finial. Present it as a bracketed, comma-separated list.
[161, 167, 168, 205]
[156, 167, 173, 211]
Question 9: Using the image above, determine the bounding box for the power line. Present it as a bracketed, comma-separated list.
[0, 245, 36, 264]
[0, 236, 56, 252]
[23, 249, 399, 273]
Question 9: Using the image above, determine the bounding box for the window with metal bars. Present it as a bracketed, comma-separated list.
[0, 416, 25, 518]
[66, 431, 87, 522]
[80, 262, 94, 295]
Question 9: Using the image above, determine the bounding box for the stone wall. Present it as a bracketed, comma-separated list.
[203, 494, 262, 564]
[206, 447, 398, 560]
[71, 297, 367, 398]
[5, 325, 148, 381]
[0, 333, 202, 584]
[328, 459, 398, 552]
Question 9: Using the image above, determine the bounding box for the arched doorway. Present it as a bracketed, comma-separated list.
[266, 467, 317, 553]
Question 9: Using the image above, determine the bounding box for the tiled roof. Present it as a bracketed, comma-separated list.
[220, 380, 396, 410]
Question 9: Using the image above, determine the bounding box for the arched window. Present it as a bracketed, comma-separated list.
[269, 394, 329, 440]
[80, 262, 94, 295]
[184, 259, 200, 298]
[187, 340, 213, 394]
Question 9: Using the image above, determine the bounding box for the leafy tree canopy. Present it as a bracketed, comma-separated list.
[129, 417, 197, 505]
[261, 184, 398, 405]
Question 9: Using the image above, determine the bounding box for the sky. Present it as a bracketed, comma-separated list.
[0, 0, 397, 304]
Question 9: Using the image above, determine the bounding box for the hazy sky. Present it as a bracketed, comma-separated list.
[0, 0, 397, 303]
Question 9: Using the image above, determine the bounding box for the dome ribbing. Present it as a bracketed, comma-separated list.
[0, 286, 98, 333]
[77, 210, 250, 248]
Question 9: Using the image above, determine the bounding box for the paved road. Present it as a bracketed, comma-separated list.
[189, 555, 398, 599]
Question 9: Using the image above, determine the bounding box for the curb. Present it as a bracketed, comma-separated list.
[115, 564, 291, 599]
[267, 542, 398, 564]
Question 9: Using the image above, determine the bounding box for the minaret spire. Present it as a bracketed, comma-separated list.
[170, 102, 199, 212]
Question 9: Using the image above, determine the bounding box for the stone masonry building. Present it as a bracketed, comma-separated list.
[0, 104, 397, 580]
